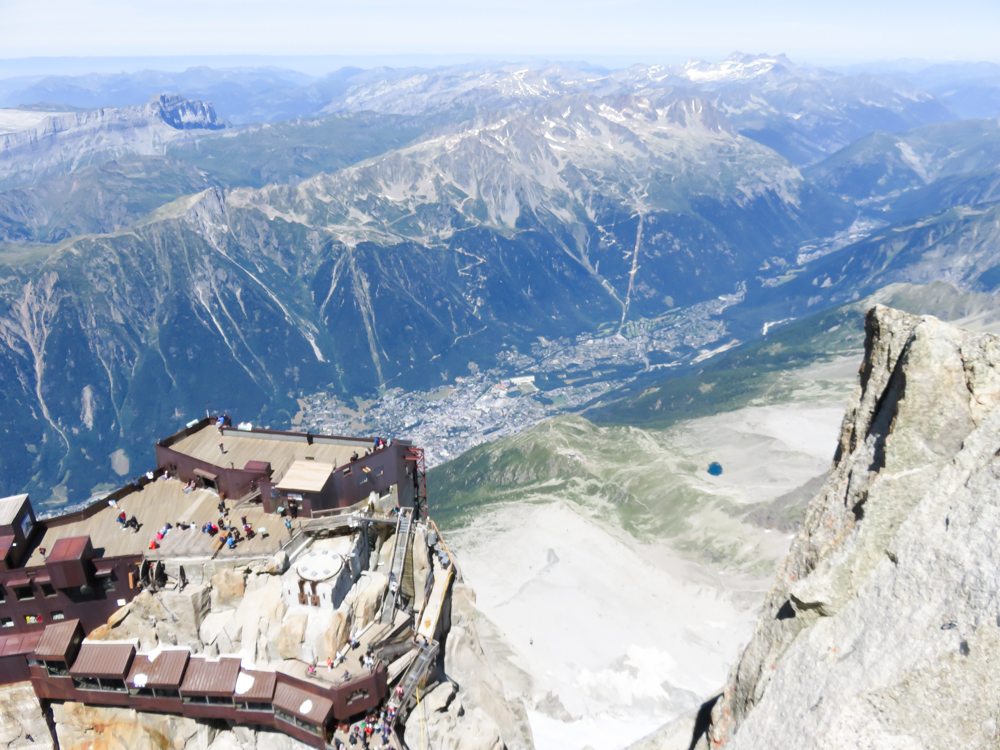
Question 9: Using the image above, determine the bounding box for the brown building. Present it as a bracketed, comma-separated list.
[155, 418, 420, 517]
[0, 419, 423, 747]
[26, 618, 388, 749]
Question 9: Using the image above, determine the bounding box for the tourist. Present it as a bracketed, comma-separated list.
[327, 656, 333, 671]
[145, 470, 154, 480]
[285, 518, 292, 534]
[351, 451, 358, 462]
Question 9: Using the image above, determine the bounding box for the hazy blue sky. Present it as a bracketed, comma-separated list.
[1, 0, 999, 65]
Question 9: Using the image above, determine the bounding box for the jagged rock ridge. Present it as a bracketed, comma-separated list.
[0, 94, 225, 188]
[707, 304, 1000, 748]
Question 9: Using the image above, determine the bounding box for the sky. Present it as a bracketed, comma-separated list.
[1, 0, 999, 69]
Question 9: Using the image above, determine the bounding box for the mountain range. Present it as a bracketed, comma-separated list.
[2, 51, 1000, 513]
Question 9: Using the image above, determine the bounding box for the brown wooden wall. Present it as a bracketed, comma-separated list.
[0, 556, 141, 634]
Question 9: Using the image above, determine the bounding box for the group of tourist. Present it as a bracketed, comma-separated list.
[334, 707, 395, 749]
[349, 436, 391, 464]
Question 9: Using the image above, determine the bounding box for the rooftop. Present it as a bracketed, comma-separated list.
[23, 477, 308, 567]
[167, 424, 363, 483]
[272, 680, 333, 725]
[0, 630, 41, 657]
[33, 618, 80, 659]
[129, 648, 191, 689]
[0, 495, 27, 526]
[275, 461, 334, 493]
[234, 669, 276, 701]
[181, 656, 241, 696]
[70, 642, 135, 679]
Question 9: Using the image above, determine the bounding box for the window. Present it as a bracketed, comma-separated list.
[242, 701, 272, 712]
[359, 474, 368, 485]
[73, 676, 101, 691]
[99, 679, 127, 693]
[101, 576, 116, 592]
[14, 586, 34, 601]
[0, 618, 12, 628]
[132, 687, 154, 697]
[275, 709, 320, 734]
[208, 696, 233, 706]
[375, 467, 384, 478]
[41, 583, 56, 598]
[0, 586, 6, 603]
[153, 688, 180, 699]
[52, 611, 65, 621]
[45, 661, 69, 677]
[347, 688, 370, 705]
[343, 466, 352, 476]
[24, 614, 42, 624]
[183, 695, 208, 704]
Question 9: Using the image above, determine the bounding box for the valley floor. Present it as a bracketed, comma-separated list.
[445, 394, 854, 750]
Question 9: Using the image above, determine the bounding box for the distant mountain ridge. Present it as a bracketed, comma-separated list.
[0, 53, 961, 165]
[0, 89, 847, 506]
[0, 94, 225, 188]
[2, 51, 1000, 517]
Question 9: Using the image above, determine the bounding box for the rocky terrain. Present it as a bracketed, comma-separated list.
[0, 95, 225, 188]
[626, 304, 1000, 749]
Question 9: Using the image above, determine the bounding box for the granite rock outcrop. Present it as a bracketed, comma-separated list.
[705, 305, 1000, 749]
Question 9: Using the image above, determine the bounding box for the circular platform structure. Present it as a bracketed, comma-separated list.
[296, 549, 344, 582]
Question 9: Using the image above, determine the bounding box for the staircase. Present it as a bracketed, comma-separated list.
[391, 640, 440, 720]
[380, 509, 413, 624]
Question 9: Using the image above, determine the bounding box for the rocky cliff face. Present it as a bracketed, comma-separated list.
[0, 95, 225, 188]
[707, 304, 1000, 748]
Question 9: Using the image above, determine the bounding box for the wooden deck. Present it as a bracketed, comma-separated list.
[26, 478, 300, 566]
[169, 425, 360, 481]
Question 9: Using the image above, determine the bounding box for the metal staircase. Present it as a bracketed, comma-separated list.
[392, 640, 439, 719]
[380, 508, 413, 624]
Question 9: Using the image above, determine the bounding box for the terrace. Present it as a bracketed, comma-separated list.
[24, 477, 299, 567]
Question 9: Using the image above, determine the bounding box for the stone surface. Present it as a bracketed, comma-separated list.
[317, 608, 352, 661]
[277, 613, 309, 660]
[265, 551, 289, 575]
[403, 680, 504, 750]
[0, 682, 54, 749]
[210, 568, 246, 611]
[439, 582, 535, 750]
[376, 533, 396, 574]
[345, 571, 387, 629]
[52, 702, 216, 750]
[707, 305, 1000, 749]
[88, 587, 212, 650]
[412, 526, 430, 610]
